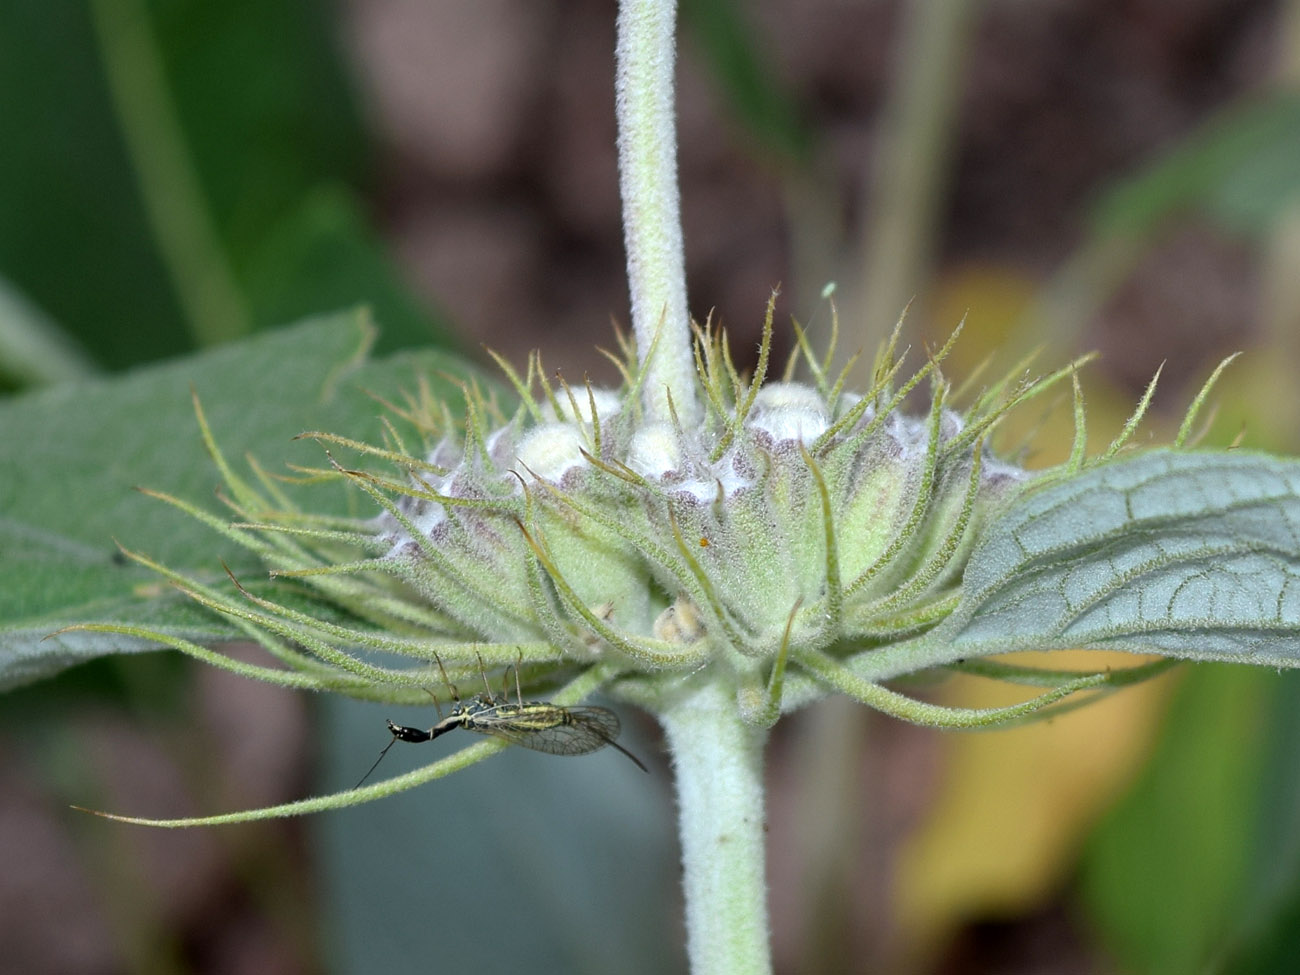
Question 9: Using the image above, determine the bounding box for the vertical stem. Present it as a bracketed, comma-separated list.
[616, 0, 699, 426]
[855, 0, 979, 359]
[660, 680, 772, 975]
[1256, 0, 1300, 445]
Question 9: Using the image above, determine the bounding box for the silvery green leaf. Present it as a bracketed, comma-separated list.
[0, 311, 487, 691]
[944, 449, 1300, 666]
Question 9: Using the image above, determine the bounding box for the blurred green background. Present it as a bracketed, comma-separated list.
[3, 0, 1300, 973]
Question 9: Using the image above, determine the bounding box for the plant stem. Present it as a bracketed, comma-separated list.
[660, 679, 772, 975]
[616, 6, 764, 968]
[615, 0, 699, 426]
[0, 280, 97, 387]
[1256, 0, 1300, 444]
[856, 0, 979, 358]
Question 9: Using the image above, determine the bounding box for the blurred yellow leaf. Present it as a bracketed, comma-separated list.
[892, 652, 1179, 958]
[928, 264, 1037, 377]
[1207, 357, 1300, 451]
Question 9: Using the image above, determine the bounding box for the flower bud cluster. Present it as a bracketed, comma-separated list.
[366, 327, 1032, 685]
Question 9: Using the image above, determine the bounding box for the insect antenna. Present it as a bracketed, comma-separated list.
[474, 652, 495, 699]
[607, 738, 650, 774]
[355, 678, 449, 789]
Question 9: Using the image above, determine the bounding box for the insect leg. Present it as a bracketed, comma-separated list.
[475, 652, 494, 699]
[354, 720, 429, 790]
[608, 738, 650, 774]
[433, 653, 460, 705]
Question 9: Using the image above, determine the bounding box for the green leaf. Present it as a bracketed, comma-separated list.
[681, 0, 813, 163]
[146, 0, 367, 257]
[240, 186, 456, 354]
[1221, 887, 1300, 975]
[1090, 92, 1300, 240]
[944, 450, 1300, 665]
[1213, 669, 1300, 974]
[0, 0, 187, 366]
[1081, 664, 1268, 975]
[1081, 669, 1300, 975]
[0, 311, 487, 691]
[0, 0, 370, 365]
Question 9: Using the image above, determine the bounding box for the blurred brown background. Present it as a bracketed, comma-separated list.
[353, 0, 1275, 393]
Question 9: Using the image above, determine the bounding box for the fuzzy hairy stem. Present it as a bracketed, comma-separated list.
[660, 679, 772, 975]
[615, 0, 699, 426]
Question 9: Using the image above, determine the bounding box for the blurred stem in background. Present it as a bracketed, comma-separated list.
[853, 0, 980, 365]
[0, 277, 97, 387]
[1259, 0, 1300, 442]
[783, 3, 982, 968]
[1011, 0, 1300, 376]
[786, 696, 873, 974]
[679, 0, 837, 320]
[89, 0, 251, 347]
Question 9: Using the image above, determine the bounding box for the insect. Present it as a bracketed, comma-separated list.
[356, 658, 648, 787]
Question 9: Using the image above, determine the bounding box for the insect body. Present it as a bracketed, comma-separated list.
[387, 695, 648, 772]
[357, 663, 648, 788]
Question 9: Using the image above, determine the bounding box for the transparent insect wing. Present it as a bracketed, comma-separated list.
[461, 704, 616, 756]
[566, 706, 622, 743]
[364, 694, 646, 781]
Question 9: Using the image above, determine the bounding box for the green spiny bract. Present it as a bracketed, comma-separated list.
[372, 358, 1027, 680]
[188, 301, 1084, 728]
[106, 306, 1114, 746]
[93, 297, 1207, 826]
